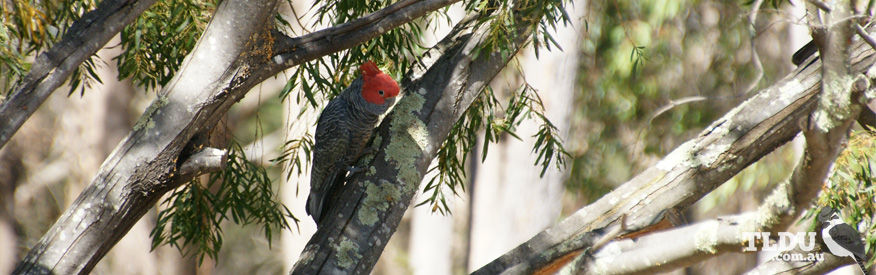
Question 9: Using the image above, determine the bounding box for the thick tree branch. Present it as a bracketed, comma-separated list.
[290, 6, 543, 275]
[581, 72, 874, 272]
[0, 0, 157, 149]
[475, 24, 876, 274]
[269, 0, 461, 68]
[177, 147, 227, 180]
[13, 0, 463, 273]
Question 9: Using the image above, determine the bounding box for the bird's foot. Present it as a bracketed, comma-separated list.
[345, 165, 367, 181]
[346, 165, 365, 173]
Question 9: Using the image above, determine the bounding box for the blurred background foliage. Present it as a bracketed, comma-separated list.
[566, 0, 800, 206]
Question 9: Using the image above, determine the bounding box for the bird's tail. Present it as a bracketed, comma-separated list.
[855, 257, 869, 275]
[306, 191, 327, 224]
[307, 172, 346, 224]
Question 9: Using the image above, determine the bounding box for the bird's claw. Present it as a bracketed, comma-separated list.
[346, 165, 364, 173]
[345, 165, 366, 181]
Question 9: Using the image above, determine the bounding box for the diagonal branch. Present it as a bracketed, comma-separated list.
[474, 24, 876, 274]
[13, 0, 279, 272]
[0, 0, 157, 149]
[578, 0, 871, 271]
[579, 67, 872, 273]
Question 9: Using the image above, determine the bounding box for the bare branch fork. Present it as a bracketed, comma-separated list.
[743, 1, 873, 273]
[12, 0, 461, 273]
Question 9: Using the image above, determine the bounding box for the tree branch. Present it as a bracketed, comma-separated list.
[580, 69, 874, 272]
[516, 1, 871, 273]
[177, 147, 227, 180]
[474, 24, 876, 274]
[269, 0, 461, 68]
[0, 0, 157, 149]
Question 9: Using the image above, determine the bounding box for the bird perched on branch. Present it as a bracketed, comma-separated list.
[818, 206, 868, 274]
[307, 61, 400, 224]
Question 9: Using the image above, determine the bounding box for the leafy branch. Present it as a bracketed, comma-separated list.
[278, 0, 425, 109]
[420, 80, 571, 213]
[150, 141, 296, 263]
[272, 132, 314, 193]
[116, 0, 216, 90]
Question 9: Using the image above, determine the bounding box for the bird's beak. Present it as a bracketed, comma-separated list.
[384, 96, 397, 106]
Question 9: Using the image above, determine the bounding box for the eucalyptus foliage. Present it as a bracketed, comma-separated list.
[0, 0, 100, 95]
[808, 130, 876, 267]
[116, 0, 216, 90]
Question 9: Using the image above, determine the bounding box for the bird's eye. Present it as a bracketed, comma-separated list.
[378, 90, 385, 96]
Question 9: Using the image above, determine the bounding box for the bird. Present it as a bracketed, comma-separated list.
[818, 206, 868, 274]
[306, 61, 400, 224]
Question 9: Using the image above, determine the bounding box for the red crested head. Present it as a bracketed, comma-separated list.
[360, 61, 400, 105]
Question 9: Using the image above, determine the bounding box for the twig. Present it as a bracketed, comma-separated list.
[807, 0, 832, 12]
[743, 0, 766, 94]
[856, 24, 876, 52]
[648, 96, 707, 123]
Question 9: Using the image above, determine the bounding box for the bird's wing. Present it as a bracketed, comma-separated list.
[307, 100, 351, 222]
[829, 223, 867, 259]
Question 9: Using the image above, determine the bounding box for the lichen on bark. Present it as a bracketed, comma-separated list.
[384, 90, 428, 189]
